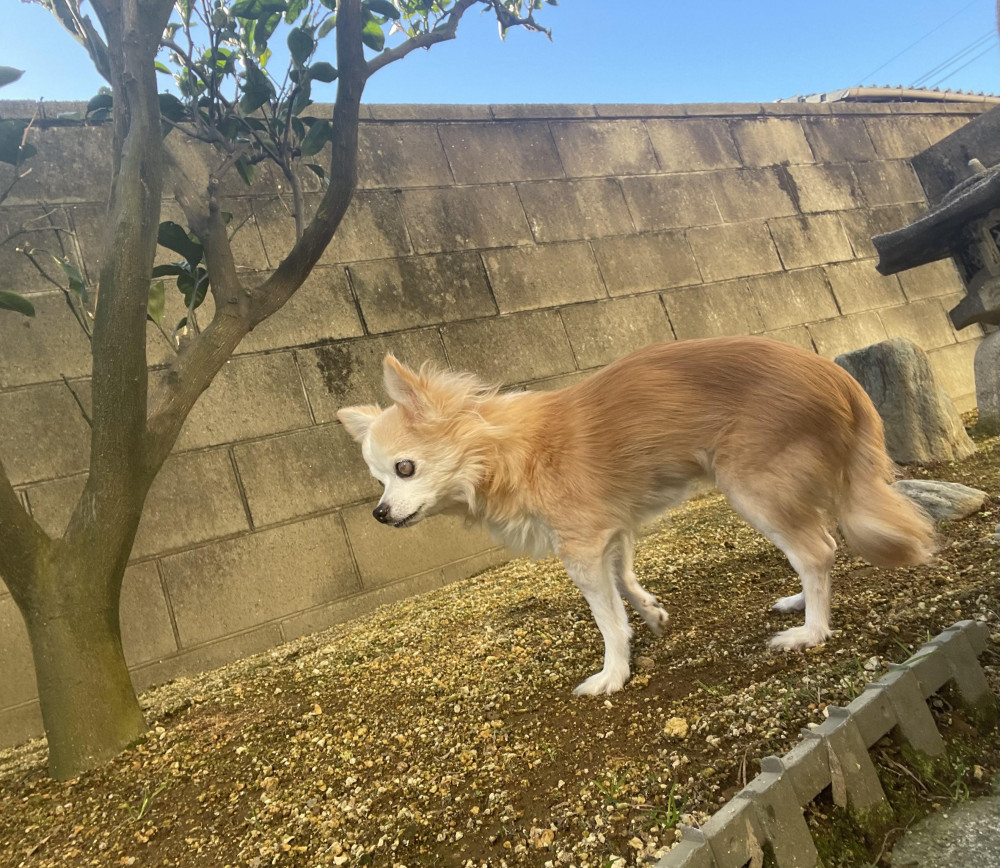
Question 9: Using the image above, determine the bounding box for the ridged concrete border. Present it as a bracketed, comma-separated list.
[657, 619, 994, 868]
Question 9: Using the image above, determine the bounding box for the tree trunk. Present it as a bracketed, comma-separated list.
[19, 549, 146, 780]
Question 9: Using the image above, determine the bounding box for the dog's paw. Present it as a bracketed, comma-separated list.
[645, 606, 670, 637]
[769, 625, 830, 651]
[772, 592, 805, 613]
[573, 666, 629, 697]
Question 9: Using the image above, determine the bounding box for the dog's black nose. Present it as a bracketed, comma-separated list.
[373, 503, 391, 523]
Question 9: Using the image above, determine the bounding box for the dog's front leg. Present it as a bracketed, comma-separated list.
[564, 554, 633, 696]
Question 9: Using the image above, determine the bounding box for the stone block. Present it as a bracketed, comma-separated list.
[342, 505, 495, 589]
[808, 311, 889, 359]
[482, 242, 605, 313]
[786, 163, 860, 213]
[879, 300, 957, 351]
[160, 512, 358, 647]
[824, 260, 905, 314]
[840, 204, 924, 259]
[173, 352, 313, 451]
[441, 311, 576, 385]
[864, 117, 933, 160]
[892, 480, 987, 522]
[687, 221, 782, 283]
[730, 118, 815, 167]
[763, 326, 814, 351]
[805, 710, 889, 814]
[643, 118, 741, 172]
[800, 117, 878, 163]
[768, 213, 854, 270]
[356, 122, 454, 189]
[662, 280, 764, 340]
[234, 423, 380, 527]
[973, 331, 999, 432]
[0, 291, 93, 389]
[896, 258, 965, 302]
[491, 104, 596, 119]
[0, 702, 42, 750]
[747, 269, 839, 330]
[517, 178, 633, 243]
[0, 596, 35, 708]
[549, 120, 658, 177]
[439, 548, 509, 585]
[398, 185, 531, 254]
[350, 251, 496, 332]
[853, 160, 925, 207]
[439, 122, 563, 184]
[0, 205, 74, 294]
[560, 295, 674, 369]
[709, 168, 797, 222]
[594, 104, 688, 118]
[684, 103, 764, 117]
[3, 125, 113, 204]
[620, 173, 722, 231]
[235, 266, 364, 354]
[366, 105, 490, 121]
[296, 329, 448, 422]
[120, 562, 178, 667]
[592, 231, 701, 295]
[0, 383, 91, 485]
[927, 339, 980, 410]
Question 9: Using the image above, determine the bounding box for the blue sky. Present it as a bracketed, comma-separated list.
[1, 0, 997, 105]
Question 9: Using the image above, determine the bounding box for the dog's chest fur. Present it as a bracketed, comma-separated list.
[487, 512, 558, 560]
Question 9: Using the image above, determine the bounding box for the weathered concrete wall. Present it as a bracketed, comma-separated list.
[0, 100, 987, 746]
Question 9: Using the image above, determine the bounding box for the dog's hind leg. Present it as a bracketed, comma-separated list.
[616, 539, 670, 636]
[772, 591, 805, 613]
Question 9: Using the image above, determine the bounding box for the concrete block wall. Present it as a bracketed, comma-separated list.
[0, 100, 988, 746]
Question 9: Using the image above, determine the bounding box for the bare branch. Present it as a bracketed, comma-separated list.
[366, 0, 479, 77]
[0, 459, 50, 605]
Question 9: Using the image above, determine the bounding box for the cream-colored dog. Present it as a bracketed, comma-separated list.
[338, 337, 935, 696]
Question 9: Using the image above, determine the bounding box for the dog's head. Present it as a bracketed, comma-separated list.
[337, 356, 498, 528]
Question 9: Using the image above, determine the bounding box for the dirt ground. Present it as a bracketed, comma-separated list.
[1, 429, 997, 868]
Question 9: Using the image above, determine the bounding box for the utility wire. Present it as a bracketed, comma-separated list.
[910, 28, 996, 86]
[928, 36, 999, 87]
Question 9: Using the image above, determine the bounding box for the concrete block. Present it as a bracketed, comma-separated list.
[120, 561, 178, 667]
[0, 595, 35, 707]
[356, 122, 453, 189]
[700, 795, 767, 868]
[173, 352, 313, 451]
[928, 623, 993, 710]
[809, 311, 889, 359]
[491, 104, 597, 119]
[879, 300, 958, 351]
[864, 117, 933, 160]
[517, 178, 633, 243]
[439, 548, 509, 586]
[0, 205, 74, 294]
[869, 667, 945, 758]
[927, 340, 980, 410]
[620, 173, 722, 231]
[549, 120, 659, 177]
[160, 512, 358, 647]
[342, 505, 495, 589]
[662, 280, 764, 340]
[0, 383, 91, 485]
[779, 734, 830, 805]
[439, 122, 563, 184]
[295, 329, 448, 422]
[560, 295, 674, 369]
[235, 266, 364, 354]
[591, 231, 701, 295]
[730, 118, 815, 167]
[683, 103, 764, 117]
[800, 117, 878, 163]
[398, 185, 531, 254]
[0, 291, 93, 389]
[763, 326, 814, 351]
[441, 311, 576, 385]
[644, 118, 741, 173]
[973, 331, 999, 433]
[824, 259, 906, 314]
[687, 221, 782, 283]
[747, 269, 840, 331]
[853, 160, 925, 207]
[0, 701, 42, 750]
[234, 423, 380, 527]
[365, 105, 490, 121]
[482, 241, 605, 313]
[594, 104, 688, 118]
[786, 163, 860, 213]
[709, 168, 797, 222]
[2, 125, 113, 204]
[350, 251, 496, 332]
[806, 709, 889, 813]
[655, 838, 716, 868]
[768, 213, 854, 270]
[840, 204, 924, 259]
[897, 258, 965, 302]
[844, 685, 896, 748]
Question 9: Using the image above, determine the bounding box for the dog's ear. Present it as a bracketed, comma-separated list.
[337, 405, 380, 441]
[383, 354, 426, 413]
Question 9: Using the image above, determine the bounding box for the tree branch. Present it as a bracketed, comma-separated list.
[0, 460, 50, 606]
[366, 0, 479, 76]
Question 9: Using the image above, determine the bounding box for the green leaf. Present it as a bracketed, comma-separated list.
[147, 280, 166, 325]
[156, 222, 204, 266]
[230, 0, 288, 20]
[308, 61, 338, 83]
[235, 156, 256, 186]
[364, 0, 400, 19]
[299, 118, 332, 156]
[305, 163, 326, 184]
[151, 263, 189, 279]
[0, 67, 24, 89]
[287, 27, 315, 66]
[290, 80, 313, 116]
[178, 268, 210, 309]
[361, 18, 385, 51]
[158, 93, 188, 123]
[285, 0, 308, 23]
[239, 63, 275, 114]
[0, 290, 35, 317]
[154, 61, 172, 74]
[317, 16, 336, 37]
[56, 259, 88, 302]
[86, 93, 113, 114]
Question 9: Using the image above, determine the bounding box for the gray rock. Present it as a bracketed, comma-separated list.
[893, 479, 988, 522]
[890, 796, 1000, 867]
[836, 338, 976, 465]
[974, 330, 999, 435]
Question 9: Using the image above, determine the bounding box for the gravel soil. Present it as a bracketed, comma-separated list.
[1, 430, 997, 868]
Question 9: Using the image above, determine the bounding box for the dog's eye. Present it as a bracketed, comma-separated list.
[395, 459, 415, 478]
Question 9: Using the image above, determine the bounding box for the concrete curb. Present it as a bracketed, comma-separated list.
[656, 620, 993, 868]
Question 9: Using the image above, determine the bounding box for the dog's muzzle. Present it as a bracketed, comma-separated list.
[373, 502, 392, 524]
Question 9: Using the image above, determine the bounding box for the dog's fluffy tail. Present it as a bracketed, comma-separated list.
[838, 388, 936, 567]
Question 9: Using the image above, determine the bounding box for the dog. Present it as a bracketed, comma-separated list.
[337, 336, 936, 696]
